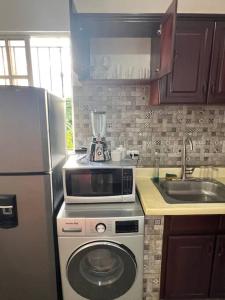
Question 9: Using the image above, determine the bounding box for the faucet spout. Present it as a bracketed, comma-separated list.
[181, 136, 193, 180]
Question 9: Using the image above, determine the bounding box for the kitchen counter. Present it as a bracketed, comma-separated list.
[136, 168, 225, 215]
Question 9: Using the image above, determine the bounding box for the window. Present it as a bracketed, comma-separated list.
[30, 37, 74, 150]
[30, 37, 71, 98]
[0, 37, 33, 86]
[0, 35, 74, 150]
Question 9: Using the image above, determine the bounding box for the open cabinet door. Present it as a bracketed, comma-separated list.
[150, 0, 177, 81]
[159, 0, 178, 77]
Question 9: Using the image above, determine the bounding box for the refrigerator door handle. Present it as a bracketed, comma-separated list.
[0, 205, 13, 209]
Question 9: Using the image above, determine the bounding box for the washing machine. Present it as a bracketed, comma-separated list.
[57, 196, 144, 300]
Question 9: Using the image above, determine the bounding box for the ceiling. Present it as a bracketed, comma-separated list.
[73, 0, 225, 14]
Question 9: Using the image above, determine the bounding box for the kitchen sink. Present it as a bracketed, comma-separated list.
[153, 179, 225, 204]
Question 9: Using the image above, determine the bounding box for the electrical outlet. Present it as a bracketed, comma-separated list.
[127, 150, 140, 159]
[127, 150, 139, 155]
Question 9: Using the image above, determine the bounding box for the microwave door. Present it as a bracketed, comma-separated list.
[70, 172, 92, 196]
[91, 169, 122, 196]
[91, 173, 102, 194]
[78, 173, 92, 194]
[65, 168, 136, 203]
[91, 172, 113, 195]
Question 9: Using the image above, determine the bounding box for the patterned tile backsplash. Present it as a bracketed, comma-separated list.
[144, 216, 164, 300]
[73, 84, 225, 167]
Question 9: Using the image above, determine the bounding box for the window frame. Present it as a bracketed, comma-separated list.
[0, 35, 33, 85]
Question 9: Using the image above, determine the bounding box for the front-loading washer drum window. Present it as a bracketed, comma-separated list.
[67, 241, 137, 300]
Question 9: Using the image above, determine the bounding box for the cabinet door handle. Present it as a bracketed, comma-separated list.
[218, 244, 224, 257]
[157, 28, 162, 36]
[157, 24, 162, 37]
[208, 243, 213, 256]
[211, 83, 215, 95]
[174, 51, 179, 61]
[202, 83, 207, 96]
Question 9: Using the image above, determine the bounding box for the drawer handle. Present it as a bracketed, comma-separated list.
[62, 228, 82, 233]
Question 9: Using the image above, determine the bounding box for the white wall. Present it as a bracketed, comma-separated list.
[74, 0, 225, 14]
[0, 0, 69, 32]
[1, 0, 225, 32]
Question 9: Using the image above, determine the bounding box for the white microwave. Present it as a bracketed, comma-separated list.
[63, 156, 135, 204]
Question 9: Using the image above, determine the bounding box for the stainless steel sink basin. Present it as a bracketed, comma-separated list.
[153, 179, 225, 204]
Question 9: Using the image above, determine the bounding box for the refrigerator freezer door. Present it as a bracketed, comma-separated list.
[0, 86, 52, 173]
[0, 175, 58, 300]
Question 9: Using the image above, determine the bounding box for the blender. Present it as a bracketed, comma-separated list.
[90, 111, 110, 162]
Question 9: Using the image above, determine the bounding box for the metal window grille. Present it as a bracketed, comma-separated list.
[30, 38, 71, 98]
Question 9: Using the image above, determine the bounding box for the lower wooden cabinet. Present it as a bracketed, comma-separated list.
[161, 216, 225, 299]
[218, 216, 225, 232]
[165, 235, 214, 299]
[210, 235, 225, 298]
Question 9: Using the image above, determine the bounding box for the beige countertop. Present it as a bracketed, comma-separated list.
[136, 168, 225, 216]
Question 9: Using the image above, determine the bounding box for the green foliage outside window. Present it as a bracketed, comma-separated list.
[66, 98, 74, 150]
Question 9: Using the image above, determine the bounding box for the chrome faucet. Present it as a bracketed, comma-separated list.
[181, 136, 193, 180]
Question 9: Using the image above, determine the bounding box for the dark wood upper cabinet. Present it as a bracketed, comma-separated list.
[151, 17, 225, 106]
[159, 0, 177, 78]
[210, 235, 225, 298]
[207, 22, 225, 104]
[70, 0, 177, 83]
[160, 21, 214, 104]
[71, 0, 225, 106]
[69, 0, 90, 80]
[165, 235, 215, 299]
[151, 0, 177, 80]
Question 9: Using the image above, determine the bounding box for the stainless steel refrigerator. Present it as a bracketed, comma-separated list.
[0, 86, 66, 300]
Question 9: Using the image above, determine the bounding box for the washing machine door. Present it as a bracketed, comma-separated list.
[67, 241, 137, 300]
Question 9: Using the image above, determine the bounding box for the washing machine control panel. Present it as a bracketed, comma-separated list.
[58, 217, 144, 236]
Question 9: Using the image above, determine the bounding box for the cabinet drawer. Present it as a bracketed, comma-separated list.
[165, 215, 219, 235]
